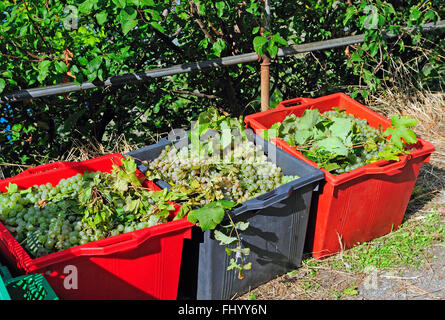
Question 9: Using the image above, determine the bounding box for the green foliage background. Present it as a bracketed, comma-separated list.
[0, 0, 443, 176]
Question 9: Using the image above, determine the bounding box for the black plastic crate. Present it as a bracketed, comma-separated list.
[127, 130, 324, 300]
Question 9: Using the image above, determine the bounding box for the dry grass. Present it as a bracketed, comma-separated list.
[57, 129, 171, 163]
[365, 87, 445, 217]
[237, 265, 363, 300]
[58, 133, 140, 162]
[366, 87, 445, 166]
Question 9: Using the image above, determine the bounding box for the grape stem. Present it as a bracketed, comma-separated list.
[225, 212, 247, 279]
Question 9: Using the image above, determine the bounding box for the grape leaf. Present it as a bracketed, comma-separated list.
[126, 199, 140, 211]
[234, 221, 249, 231]
[95, 11, 108, 25]
[157, 209, 170, 219]
[253, 36, 268, 56]
[191, 179, 201, 189]
[279, 116, 298, 136]
[315, 137, 349, 156]
[187, 205, 225, 231]
[378, 149, 400, 161]
[19, 188, 32, 195]
[214, 229, 237, 245]
[113, 176, 129, 192]
[297, 109, 320, 130]
[384, 115, 418, 149]
[194, 107, 219, 135]
[225, 246, 250, 256]
[220, 121, 232, 149]
[174, 203, 191, 220]
[323, 162, 341, 172]
[212, 200, 236, 209]
[79, 186, 92, 203]
[328, 117, 353, 141]
[364, 137, 378, 152]
[93, 213, 102, 225]
[293, 129, 312, 145]
[259, 124, 278, 141]
[286, 134, 296, 146]
[312, 127, 328, 140]
[6, 183, 18, 194]
[228, 258, 252, 272]
[121, 157, 137, 174]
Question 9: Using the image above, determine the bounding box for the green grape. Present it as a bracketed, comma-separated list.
[148, 138, 298, 204]
[1, 157, 176, 258]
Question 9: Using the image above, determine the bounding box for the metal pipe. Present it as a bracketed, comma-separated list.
[278, 19, 445, 56]
[1, 20, 443, 104]
[0, 52, 260, 104]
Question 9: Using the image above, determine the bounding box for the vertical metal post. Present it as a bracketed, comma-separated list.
[260, 54, 271, 111]
[260, 0, 271, 111]
[0, 146, 5, 180]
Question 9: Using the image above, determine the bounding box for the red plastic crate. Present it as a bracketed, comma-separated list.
[245, 93, 435, 259]
[0, 153, 193, 299]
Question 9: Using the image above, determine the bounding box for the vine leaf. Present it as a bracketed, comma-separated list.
[174, 202, 191, 220]
[216, 199, 237, 209]
[234, 221, 249, 231]
[220, 121, 232, 150]
[186, 200, 236, 231]
[323, 162, 341, 172]
[294, 129, 312, 145]
[253, 36, 268, 56]
[0, 78, 5, 94]
[384, 115, 418, 149]
[114, 176, 129, 192]
[297, 109, 320, 130]
[126, 199, 140, 212]
[328, 117, 353, 141]
[112, 157, 142, 189]
[228, 258, 252, 279]
[79, 186, 92, 203]
[277, 120, 292, 136]
[225, 246, 250, 256]
[187, 203, 226, 231]
[315, 137, 349, 156]
[378, 148, 400, 161]
[214, 229, 237, 245]
[6, 183, 18, 195]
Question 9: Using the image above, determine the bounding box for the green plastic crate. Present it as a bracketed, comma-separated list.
[0, 265, 59, 300]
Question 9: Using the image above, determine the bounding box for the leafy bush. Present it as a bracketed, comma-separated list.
[0, 0, 442, 176]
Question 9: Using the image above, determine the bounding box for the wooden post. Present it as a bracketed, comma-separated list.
[260, 0, 271, 111]
[260, 54, 271, 111]
[0, 146, 4, 180]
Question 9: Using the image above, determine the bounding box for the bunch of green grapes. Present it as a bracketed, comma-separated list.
[323, 109, 387, 173]
[0, 171, 170, 258]
[148, 139, 299, 205]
